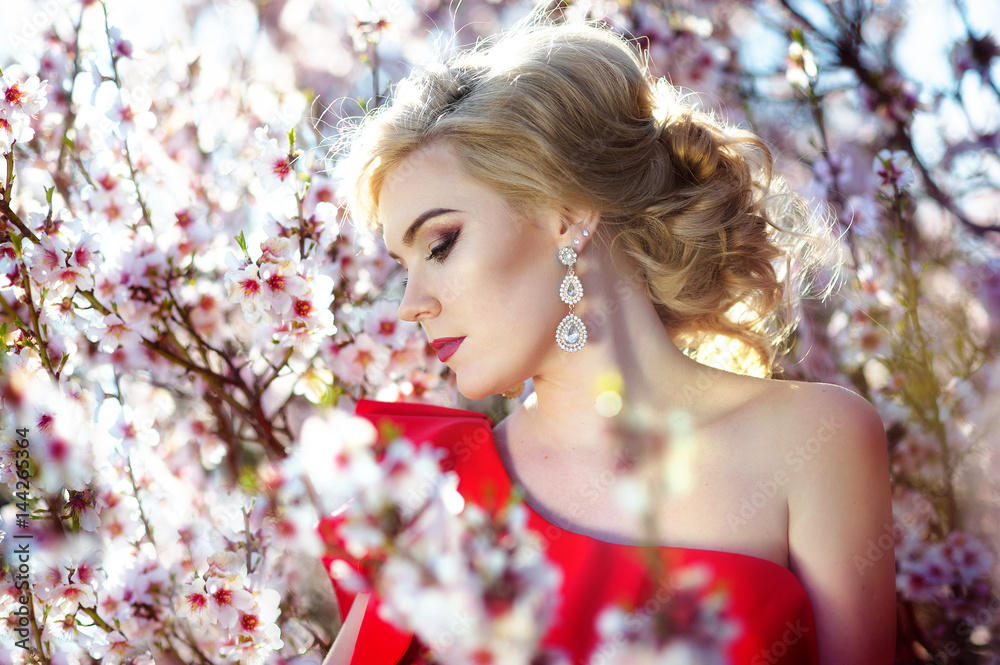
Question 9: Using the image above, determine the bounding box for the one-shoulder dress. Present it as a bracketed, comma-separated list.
[318, 399, 819, 665]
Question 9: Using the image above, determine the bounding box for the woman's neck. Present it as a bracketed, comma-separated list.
[515, 241, 728, 455]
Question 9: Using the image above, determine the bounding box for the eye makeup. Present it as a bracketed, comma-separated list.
[400, 227, 462, 290]
[426, 228, 461, 262]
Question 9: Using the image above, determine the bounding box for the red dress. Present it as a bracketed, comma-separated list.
[318, 399, 819, 665]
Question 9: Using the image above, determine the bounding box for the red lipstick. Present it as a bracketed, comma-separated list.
[429, 336, 465, 362]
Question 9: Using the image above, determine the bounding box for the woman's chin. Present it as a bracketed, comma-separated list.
[456, 385, 494, 402]
[455, 375, 503, 402]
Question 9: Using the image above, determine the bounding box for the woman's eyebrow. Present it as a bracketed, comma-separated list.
[386, 208, 460, 260]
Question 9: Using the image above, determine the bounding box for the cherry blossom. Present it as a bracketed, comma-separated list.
[786, 40, 818, 90]
[0, 72, 47, 149]
[106, 88, 156, 135]
[253, 126, 302, 193]
[225, 256, 268, 323]
[175, 577, 215, 627]
[873, 148, 915, 192]
[259, 261, 309, 315]
[363, 299, 414, 347]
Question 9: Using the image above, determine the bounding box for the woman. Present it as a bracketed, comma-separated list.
[321, 17, 896, 665]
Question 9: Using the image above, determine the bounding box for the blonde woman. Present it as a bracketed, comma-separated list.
[321, 17, 895, 665]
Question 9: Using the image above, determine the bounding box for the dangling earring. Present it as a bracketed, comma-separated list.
[556, 245, 587, 352]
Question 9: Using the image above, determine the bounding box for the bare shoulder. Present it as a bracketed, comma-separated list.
[717, 375, 886, 465]
[715, 376, 890, 517]
[741, 377, 884, 450]
[746, 379, 896, 663]
[763, 380, 891, 528]
[774, 378, 881, 420]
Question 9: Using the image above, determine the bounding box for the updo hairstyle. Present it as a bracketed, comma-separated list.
[339, 18, 832, 377]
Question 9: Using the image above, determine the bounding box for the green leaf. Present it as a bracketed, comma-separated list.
[325, 383, 342, 407]
[239, 465, 259, 493]
[377, 421, 402, 447]
[234, 230, 251, 262]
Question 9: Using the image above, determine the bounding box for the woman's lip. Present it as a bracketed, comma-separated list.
[430, 337, 465, 361]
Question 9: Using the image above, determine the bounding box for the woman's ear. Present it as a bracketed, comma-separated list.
[554, 207, 599, 253]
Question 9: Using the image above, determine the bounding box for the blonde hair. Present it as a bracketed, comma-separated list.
[339, 18, 834, 376]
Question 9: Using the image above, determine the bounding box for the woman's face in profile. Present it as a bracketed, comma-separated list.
[378, 142, 566, 400]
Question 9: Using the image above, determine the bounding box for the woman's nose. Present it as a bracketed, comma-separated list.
[396, 275, 440, 323]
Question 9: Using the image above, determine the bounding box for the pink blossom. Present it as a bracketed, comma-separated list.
[40, 294, 89, 329]
[260, 236, 297, 264]
[175, 577, 213, 627]
[51, 582, 98, 614]
[873, 149, 914, 191]
[64, 489, 102, 532]
[253, 127, 300, 192]
[33, 562, 66, 602]
[323, 333, 389, 386]
[786, 41, 818, 90]
[219, 586, 284, 664]
[94, 268, 132, 304]
[225, 256, 267, 323]
[206, 576, 256, 627]
[49, 264, 95, 296]
[593, 565, 735, 663]
[74, 557, 103, 588]
[187, 290, 226, 340]
[292, 365, 335, 404]
[44, 602, 89, 652]
[0, 109, 36, 150]
[107, 89, 156, 134]
[363, 299, 412, 347]
[112, 406, 161, 453]
[25, 233, 69, 283]
[942, 531, 994, 586]
[108, 26, 134, 60]
[291, 289, 335, 329]
[93, 313, 144, 352]
[0, 72, 47, 135]
[88, 630, 136, 662]
[259, 261, 308, 315]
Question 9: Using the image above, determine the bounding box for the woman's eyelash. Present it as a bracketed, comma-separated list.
[399, 230, 460, 292]
[427, 229, 460, 262]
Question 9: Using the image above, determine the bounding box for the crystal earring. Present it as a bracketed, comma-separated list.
[556, 246, 587, 352]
